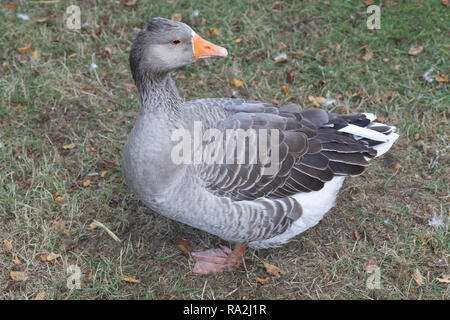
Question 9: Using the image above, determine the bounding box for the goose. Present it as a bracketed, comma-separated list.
[123, 17, 399, 275]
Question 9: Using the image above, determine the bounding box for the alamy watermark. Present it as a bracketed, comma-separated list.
[367, 5, 381, 30]
[366, 265, 382, 289]
[65, 5, 81, 30]
[170, 122, 280, 175]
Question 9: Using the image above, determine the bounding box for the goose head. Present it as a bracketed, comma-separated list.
[130, 17, 228, 79]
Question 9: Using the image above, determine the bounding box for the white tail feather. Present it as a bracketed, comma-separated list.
[338, 124, 389, 142]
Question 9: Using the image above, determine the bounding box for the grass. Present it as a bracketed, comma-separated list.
[0, 0, 448, 300]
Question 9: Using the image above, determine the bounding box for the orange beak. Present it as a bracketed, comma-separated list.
[192, 33, 228, 60]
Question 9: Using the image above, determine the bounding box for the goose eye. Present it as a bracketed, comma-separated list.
[171, 39, 182, 45]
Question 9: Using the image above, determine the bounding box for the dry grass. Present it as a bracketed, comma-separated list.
[0, 0, 448, 300]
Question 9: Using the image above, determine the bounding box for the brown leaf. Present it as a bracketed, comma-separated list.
[3, 238, 13, 250]
[31, 49, 40, 61]
[35, 15, 54, 23]
[100, 170, 108, 178]
[363, 258, 377, 271]
[87, 268, 93, 281]
[123, 83, 136, 89]
[361, 0, 374, 7]
[435, 74, 449, 83]
[411, 268, 425, 285]
[10, 270, 28, 281]
[442, 0, 448, 6]
[17, 44, 33, 53]
[282, 85, 290, 97]
[322, 268, 331, 280]
[87, 146, 98, 153]
[235, 38, 243, 44]
[307, 96, 326, 107]
[394, 163, 402, 170]
[120, 0, 138, 7]
[120, 275, 140, 283]
[263, 261, 286, 278]
[62, 143, 76, 150]
[82, 179, 91, 187]
[175, 238, 193, 256]
[255, 277, 270, 285]
[436, 274, 450, 283]
[408, 45, 423, 56]
[34, 291, 46, 300]
[88, 222, 99, 229]
[353, 230, 361, 241]
[171, 13, 182, 22]
[103, 46, 112, 58]
[207, 28, 221, 37]
[12, 253, 21, 265]
[6, 3, 18, 11]
[278, 42, 287, 51]
[231, 78, 245, 88]
[54, 196, 67, 204]
[286, 70, 295, 84]
[102, 159, 117, 168]
[362, 47, 373, 61]
[40, 252, 62, 265]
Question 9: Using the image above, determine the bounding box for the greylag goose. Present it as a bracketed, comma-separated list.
[123, 17, 399, 274]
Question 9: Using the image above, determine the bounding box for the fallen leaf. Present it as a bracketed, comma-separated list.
[35, 15, 54, 23]
[62, 143, 76, 150]
[120, 0, 138, 7]
[120, 275, 140, 283]
[411, 268, 425, 285]
[31, 49, 40, 61]
[394, 163, 402, 170]
[408, 45, 423, 56]
[307, 96, 326, 107]
[286, 70, 295, 84]
[353, 230, 361, 241]
[17, 44, 33, 53]
[282, 85, 290, 97]
[87, 268, 93, 281]
[12, 253, 21, 265]
[346, 216, 355, 222]
[207, 28, 221, 36]
[40, 252, 62, 265]
[103, 46, 112, 57]
[255, 277, 270, 285]
[278, 42, 287, 51]
[102, 159, 117, 168]
[100, 170, 108, 178]
[171, 13, 182, 22]
[436, 274, 450, 283]
[34, 291, 46, 300]
[361, 0, 374, 7]
[442, 0, 448, 6]
[82, 179, 91, 187]
[54, 196, 67, 204]
[123, 83, 136, 89]
[263, 261, 286, 278]
[384, 90, 398, 99]
[3, 238, 13, 250]
[322, 268, 331, 280]
[362, 47, 373, 61]
[10, 270, 28, 281]
[231, 78, 245, 88]
[235, 38, 243, 44]
[116, 176, 124, 183]
[175, 238, 193, 256]
[6, 3, 18, 10]
[88, 222, 99, 229]
[363, 258, 377, 271]
[435, 74, 449, 83]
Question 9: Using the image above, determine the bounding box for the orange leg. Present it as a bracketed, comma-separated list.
[192, 243, 247, 275]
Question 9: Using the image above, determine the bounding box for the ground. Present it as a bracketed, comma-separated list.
[0, 0, 448, 300]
